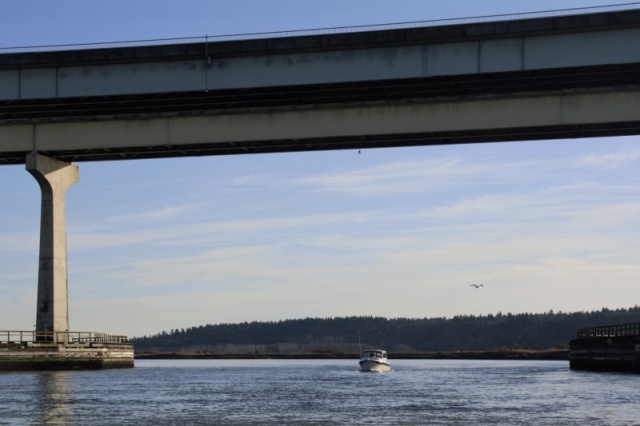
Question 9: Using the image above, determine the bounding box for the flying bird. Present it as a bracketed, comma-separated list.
[470, 284, 483, 289]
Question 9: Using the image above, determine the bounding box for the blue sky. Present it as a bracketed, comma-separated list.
[1, 0, 638, 337]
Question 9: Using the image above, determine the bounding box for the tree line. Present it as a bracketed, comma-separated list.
[131, 306, 639, 354]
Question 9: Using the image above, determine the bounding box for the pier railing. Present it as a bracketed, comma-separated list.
[0, 330, 129, 345]
[576, 322, 640, 339]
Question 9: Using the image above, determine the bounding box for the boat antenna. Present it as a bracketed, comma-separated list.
[358, 329, 362, 354]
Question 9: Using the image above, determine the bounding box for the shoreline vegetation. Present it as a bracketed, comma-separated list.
[130, 307, 639, 357]
[135, 349, 569, 361]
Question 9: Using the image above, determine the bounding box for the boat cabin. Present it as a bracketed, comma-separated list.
[362, 350, 386, 358]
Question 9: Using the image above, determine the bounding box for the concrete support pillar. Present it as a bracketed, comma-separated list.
[26, 153, 79, 343]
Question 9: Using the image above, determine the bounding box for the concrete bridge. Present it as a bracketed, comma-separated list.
[1, 4, 640, 164]
[0, 4, 639, 363]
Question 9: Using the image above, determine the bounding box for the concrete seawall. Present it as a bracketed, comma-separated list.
[0, 344, 134, 371]
[0, 331, 134, 371]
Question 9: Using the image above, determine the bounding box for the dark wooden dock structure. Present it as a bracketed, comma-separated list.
[569, 322, 640, 373]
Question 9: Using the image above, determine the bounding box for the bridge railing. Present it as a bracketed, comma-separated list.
[576, 322, 640, 339]
[0, 330, 129, 345]
[1, 2, 639, 53]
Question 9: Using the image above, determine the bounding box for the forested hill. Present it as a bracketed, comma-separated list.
[131, 307, 639, 354]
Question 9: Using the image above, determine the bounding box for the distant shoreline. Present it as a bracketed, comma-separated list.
[135, 350, 569, 361]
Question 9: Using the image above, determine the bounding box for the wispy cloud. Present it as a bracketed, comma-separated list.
[578, 147, 640, 169]
[294, 152, 587, 196]
[297, 157, 472, 195]
[0, 233, 39, 253]
[108, 204, 199, 223]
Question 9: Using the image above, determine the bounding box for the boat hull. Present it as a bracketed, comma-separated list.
[359, 359, 391, 372]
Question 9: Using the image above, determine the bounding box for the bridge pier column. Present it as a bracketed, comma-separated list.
[26, 153, 79, 343]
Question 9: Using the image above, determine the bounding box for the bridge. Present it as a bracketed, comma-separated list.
[1, 4, 640, 367]
[1, 4, 640, 164]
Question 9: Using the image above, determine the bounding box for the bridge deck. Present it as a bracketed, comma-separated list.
[1, 7, 640, 164]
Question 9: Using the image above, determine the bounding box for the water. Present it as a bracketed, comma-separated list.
[0, 359, 638, 425]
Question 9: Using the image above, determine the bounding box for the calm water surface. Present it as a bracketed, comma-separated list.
[0, 359, 638, 425]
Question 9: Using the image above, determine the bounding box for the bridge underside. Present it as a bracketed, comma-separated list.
[2, 121, 639, 165]
[1, 63, 639, 164]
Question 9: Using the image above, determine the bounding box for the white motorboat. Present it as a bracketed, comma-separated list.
[359, 349, 391, 372]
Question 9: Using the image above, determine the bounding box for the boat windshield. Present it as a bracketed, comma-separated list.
[363, 351, 385, 358]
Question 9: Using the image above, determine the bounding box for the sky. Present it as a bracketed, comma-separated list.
[0, 0, 638, 338]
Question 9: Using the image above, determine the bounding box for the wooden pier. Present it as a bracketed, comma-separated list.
[569, 322, 640, 373]
[0, 330, 134, 371]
